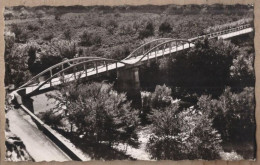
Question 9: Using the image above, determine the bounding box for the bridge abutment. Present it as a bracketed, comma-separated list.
[116, 67, 142, 109]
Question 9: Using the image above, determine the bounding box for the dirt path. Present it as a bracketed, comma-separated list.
[6, 108, 71, 162]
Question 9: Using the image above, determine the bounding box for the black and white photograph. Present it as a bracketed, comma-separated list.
[4, 4, 256, 162]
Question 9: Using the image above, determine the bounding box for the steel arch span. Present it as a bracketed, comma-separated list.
[14, 23, 253, 95]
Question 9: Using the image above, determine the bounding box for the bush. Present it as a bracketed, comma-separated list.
[10, 24, 22, 42]
[43, 33, 54, 41]
[4, 42, 34, 86]
[4, 13, 14, 20]
[197, 87, 255, 143]
[54, 13, 62, 21]
[111, 44, 130, 60]
[4, 31, 15, 55]
[106, 19, 118, 34]
[139, 84, 174, 124]
[147, 104, 222, 160]
[159, 21, 172, 34]
[27, 39, 77, 74]
[94, 19, 102, 27]
[138, 21, 154, 39]
[230, 50, 254, 87]
[27, 24, 39, 31]
[106, 19, 118, 29]
[42, 39, 78, 59]
[64, 29, 72, 40]
[133, 21, 140, 32]
[40, 110, 64, 128]
[36, 10, 45, 19]
[151, 84, 172, 109]
[48, 82, 140, 147]
[167, 38, 239, 96]
[79, 31, 102, 47]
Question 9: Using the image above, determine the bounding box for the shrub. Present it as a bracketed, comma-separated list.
[140, 84, 173, 124]
[4, 13, 13, 20]
[147, 104, 222, 160]
[159, 21, 172, 34]
[48, 82, 140, 147]
[79, 31, 102, 47]
[151, 84, 172, 109]
[54, 13, 62, 20]
[36, 10, 45, 19]
[230, 50, 254, 87]
[106, 19, 118, 29]
[42, 33, 54, 41]
[168, 38, 239, 96]
[28, 39, 77, 74]
[4, 31, 15, 55]
[64, 29, 72, 40]
[133, 21, 140, 32]
[111, 44, 130, 60]
[138, 21, 154, 39]
[43, 39, 77, 59]
[197, 87, 255, 143]
[40, 110, 64, 128]
[10, 24, 22, 41]
[94, 19, 102, 27]
[4, 42, 34, 86]
[27, 24, 39, 31]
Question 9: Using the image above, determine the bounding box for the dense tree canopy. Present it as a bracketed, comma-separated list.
[43, 82, 140, 147]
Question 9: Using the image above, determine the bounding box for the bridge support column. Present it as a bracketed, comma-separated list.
[116, 67, 141, 109]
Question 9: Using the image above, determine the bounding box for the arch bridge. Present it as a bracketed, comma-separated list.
[14, 23, 253, 96]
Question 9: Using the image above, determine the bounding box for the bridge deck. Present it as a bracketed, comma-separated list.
[218, 27, 253, 39]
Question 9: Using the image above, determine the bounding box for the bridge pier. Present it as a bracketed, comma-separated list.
[116, 67, 142, 109]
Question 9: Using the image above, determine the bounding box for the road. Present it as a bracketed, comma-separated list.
[6, 108, 71, 162]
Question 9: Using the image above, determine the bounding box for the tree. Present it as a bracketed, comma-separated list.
[4, 13, 13, 20]
[197, 87, 255, 143]
[138, 21, 154, 39]
[4, 42, 34, 86]
[151, 84, 172, 109]
[10, 24, 22, 42]
[133, 21, 140, 32]
[159, 21, 172, 35]
[230, 50, 254, 87]
[36, 10, 45, 19]
[140, 84, 173, 124]
[167, 38, 239, 96]
[44, 82, 140, 147]
[147, 104, 222, 160]
[111, 44, 130, 60]
[64, 29, 72, 40]
[106, 19, 118, 35]
[79, 31, 102, 47]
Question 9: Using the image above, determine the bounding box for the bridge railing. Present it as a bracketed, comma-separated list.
[189, 23, 252, 41]
[123, 38, 173, 60]
[32, 58, 128, 92]
[18, 57, 128, 90]
[136, 39, 192, 63]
